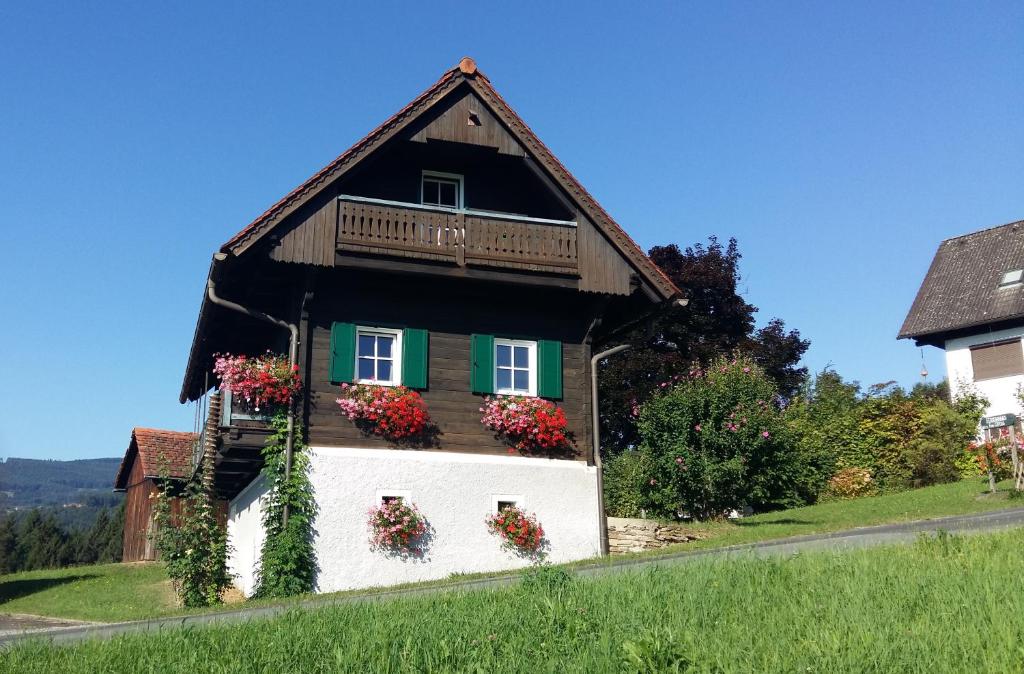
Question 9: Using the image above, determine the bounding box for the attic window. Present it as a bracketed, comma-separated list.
[1000, 269, 1023, 287]
[421, 171, 462, 209]
[467, 111, 481, 126]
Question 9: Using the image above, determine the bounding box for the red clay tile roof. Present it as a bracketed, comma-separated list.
[114, 428, 197, 489]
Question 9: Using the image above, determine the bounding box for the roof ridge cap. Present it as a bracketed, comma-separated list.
[941, 218, 1024, 244]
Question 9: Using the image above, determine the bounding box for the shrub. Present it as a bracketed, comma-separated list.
[824, 467, 875, 500]
[637, 355, 805, 519]
[603, 450, 655, 518]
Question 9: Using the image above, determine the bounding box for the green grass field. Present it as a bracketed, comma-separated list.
[0, 477, 1018, 625]
[5, 527, 1022, 673]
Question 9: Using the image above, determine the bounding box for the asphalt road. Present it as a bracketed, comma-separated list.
[4, 505, 1023, 648]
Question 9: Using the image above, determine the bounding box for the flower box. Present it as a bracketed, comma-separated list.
[336, 384, 432, 442]
[485, 505, 545, 557]
[480, 395, 571, 454]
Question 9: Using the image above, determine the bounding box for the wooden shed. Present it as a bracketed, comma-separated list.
[113, 428, 196, 562]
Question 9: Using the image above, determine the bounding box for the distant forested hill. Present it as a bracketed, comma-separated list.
[0, 457, 122, 510]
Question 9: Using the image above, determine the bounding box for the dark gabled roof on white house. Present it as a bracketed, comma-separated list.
[899, 219, 1024, 344]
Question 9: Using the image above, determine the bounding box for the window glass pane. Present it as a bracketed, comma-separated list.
[358, 334, 375, 357]
[358, 358, 375, 380]
[439, 181, 457, 207]
[377, 336, 393, 358]
[496, 344, 511, 367]
[496, 368, 512, 390]
[423, 180, 439, 205]
[513, 369, 529, 391]
[513, 346, 528, 368]
[378, 359, 393, 382]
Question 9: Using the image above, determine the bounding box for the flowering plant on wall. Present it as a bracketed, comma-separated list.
[336, 384, 432, 442]
[367, 499, 428, 555]
[212, 352, 301, 411]
[480, 396, 571, 454]
[485, 505, 545, 557]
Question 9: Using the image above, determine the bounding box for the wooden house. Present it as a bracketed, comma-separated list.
[114, 428, 197, 562]
[180, 58, 682, 594]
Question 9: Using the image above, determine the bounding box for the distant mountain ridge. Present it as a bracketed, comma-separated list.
[0, 457, 122, 509]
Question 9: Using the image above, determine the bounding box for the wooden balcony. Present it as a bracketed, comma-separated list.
[337, 196, 578, 274]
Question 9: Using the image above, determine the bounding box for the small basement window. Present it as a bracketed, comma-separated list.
[495, 339, 536, 396]
[492, 494, 524, 513]
[356, 326, 402, 386]
[1001, 269, 1024, 287]
[421, 171, 462, 209]
[377, 489, 411, 505]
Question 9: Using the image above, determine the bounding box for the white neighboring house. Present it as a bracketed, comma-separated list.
[900, 219, 1024, 435]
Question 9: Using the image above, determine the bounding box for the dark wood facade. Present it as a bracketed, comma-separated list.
[181, 59, 681, 500]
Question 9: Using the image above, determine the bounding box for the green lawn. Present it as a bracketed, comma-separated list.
[1, 477, 1019, 624]
[0, 562, 172, 623]
[613, 476, 1021, 557]
[5, 527, 1022, 673]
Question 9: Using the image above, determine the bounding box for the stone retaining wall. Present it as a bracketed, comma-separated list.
[606, 517, 706, 554]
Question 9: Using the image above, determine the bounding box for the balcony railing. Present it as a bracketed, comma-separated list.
[337, 195, 578, 274]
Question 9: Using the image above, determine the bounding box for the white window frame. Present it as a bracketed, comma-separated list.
[491, 494, 524, 514]
[420, 170, 464, 209]
[494, 338, 537, 396]
[355, 326, 403, 386]
[376, 489, 412, 505]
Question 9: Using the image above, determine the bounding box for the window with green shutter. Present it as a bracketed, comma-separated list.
[331, 323, 428, 388]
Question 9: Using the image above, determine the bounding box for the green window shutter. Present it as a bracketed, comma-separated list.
[537, 340, 563, 399]
[402, 328, 429, 389]
[470, 334, 495, 394]
[329, 322, 356, 384]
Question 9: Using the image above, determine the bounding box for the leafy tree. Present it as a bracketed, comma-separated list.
[0, 514, 19, 574]
[598, 237, 809, 455]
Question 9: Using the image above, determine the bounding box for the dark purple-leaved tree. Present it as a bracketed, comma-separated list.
[597, 237, 809, 456]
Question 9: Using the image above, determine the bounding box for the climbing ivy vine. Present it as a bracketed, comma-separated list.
[253, 410, 318, 598]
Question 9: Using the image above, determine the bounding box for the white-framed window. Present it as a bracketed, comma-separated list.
[356, 326, 402, 386]
[421, 171, 463, 209]
[376, 489, 412, 505]
[491, 494, 524, 514]
[494, 339, 536, 396]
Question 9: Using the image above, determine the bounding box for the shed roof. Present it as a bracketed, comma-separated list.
[114, 428, 197, 490]
[899, 219, 1024, 344]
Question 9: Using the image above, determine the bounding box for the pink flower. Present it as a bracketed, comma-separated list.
[695, 424, 702, 432]
[649, 479, 657, 485]
[675, 457, 684, 464]
[762, 431, 770, 439]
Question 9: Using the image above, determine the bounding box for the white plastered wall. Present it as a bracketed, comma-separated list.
[945, 326, 1024, 421]
[226, 447, 601, 595]
[226, 476, 268, 596]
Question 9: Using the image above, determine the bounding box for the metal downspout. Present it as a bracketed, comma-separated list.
[591, 344, 631, 556]
[207, 253, 299, 526]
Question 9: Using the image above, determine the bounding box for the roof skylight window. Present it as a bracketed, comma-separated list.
[1000, 269, 1023, 287]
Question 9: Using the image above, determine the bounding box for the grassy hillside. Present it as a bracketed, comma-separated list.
[6, 528, 1022, 673]
[0, 457, 122, 510]
[2, 478, 1020, 625]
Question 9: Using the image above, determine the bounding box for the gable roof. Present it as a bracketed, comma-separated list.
[221, 57, 679, 300]
[114, 428, 197, 490]
[899, 218, 1024, 343]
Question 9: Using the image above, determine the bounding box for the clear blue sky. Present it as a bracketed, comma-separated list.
[1, 2, 1021, 460]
